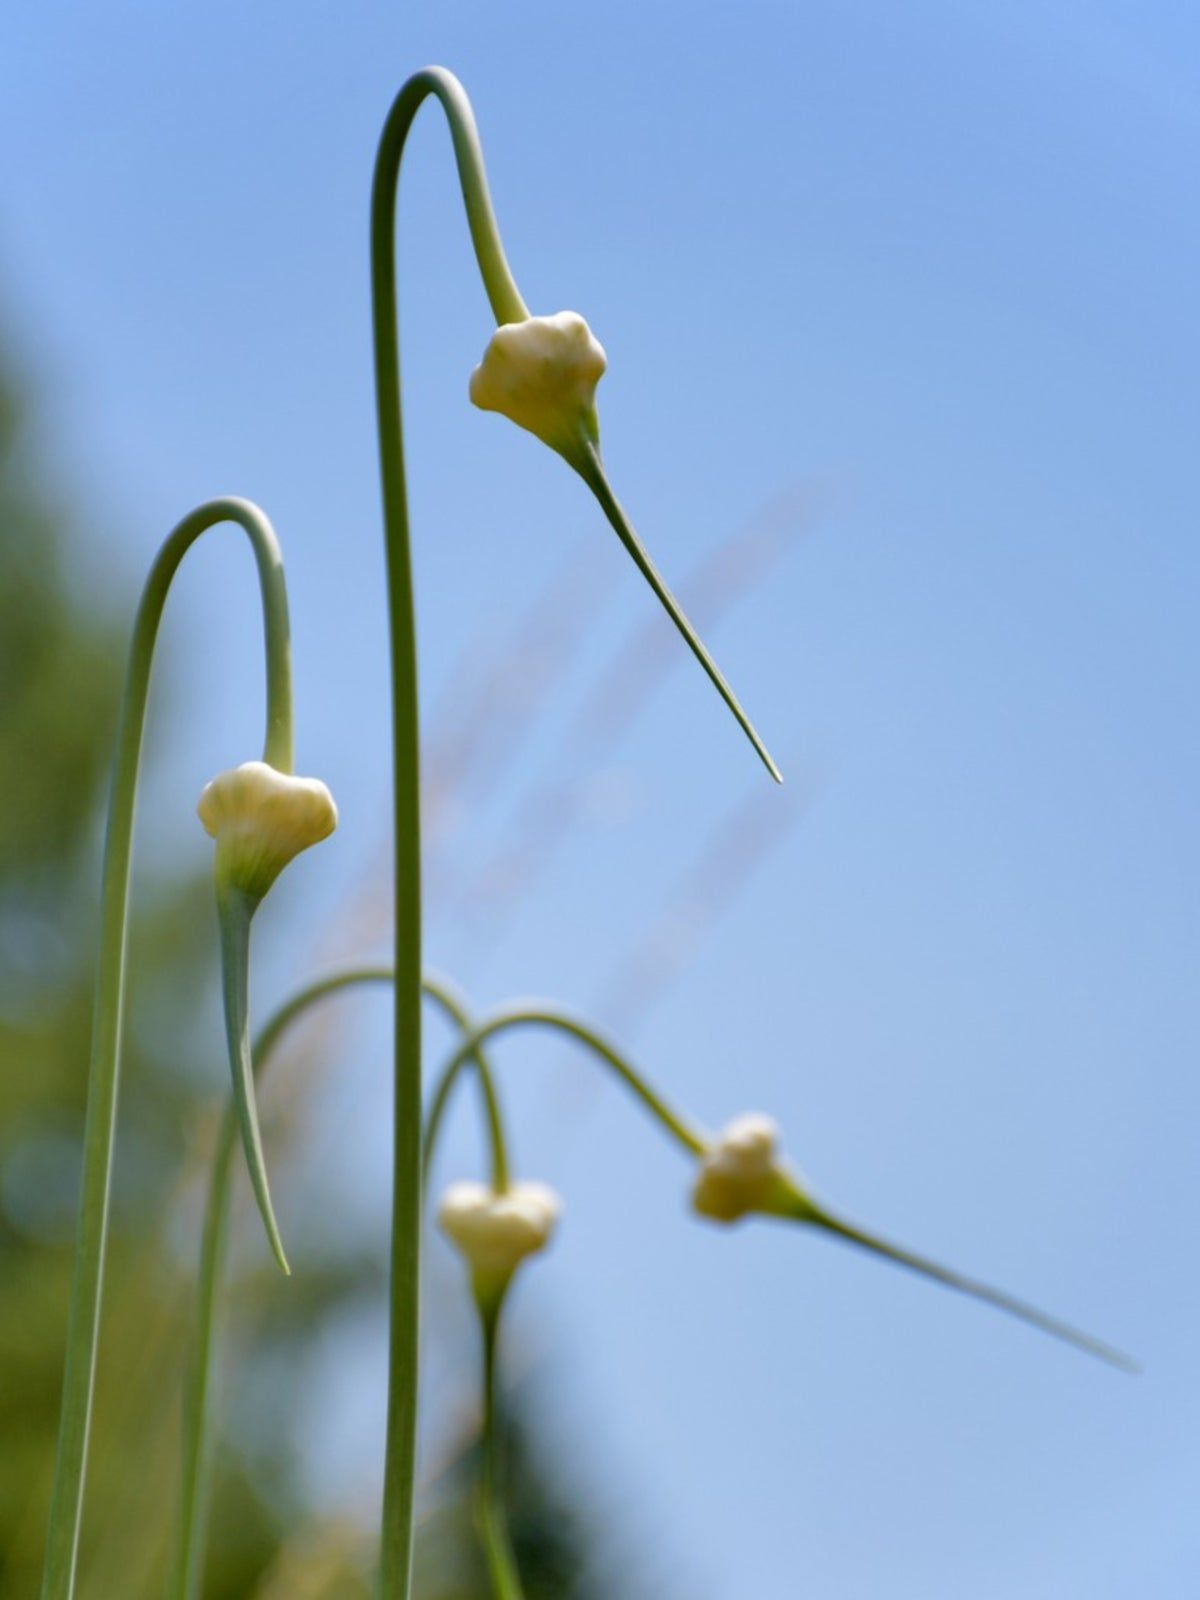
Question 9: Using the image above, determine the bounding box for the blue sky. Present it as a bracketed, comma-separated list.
[4, 3, 1198, 1595]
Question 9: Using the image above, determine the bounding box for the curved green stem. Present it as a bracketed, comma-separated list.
[476, 1293, 524, 1600]
[371, 64, 533, 1599]
[375, 67, 528, 335]
[422, 972, 510, 1193]
[169, 966, 506, 1600]
[370, 62, 784, 1592]
[41, 497, 293, 1600]
[422, 1000, 700, 1600]
[427, 1009, 1132, 1371]
[425, 1003, 707, 1164]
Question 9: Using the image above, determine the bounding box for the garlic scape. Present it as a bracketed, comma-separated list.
[427, 1006, 1133, 1371]
[367, 66, 790, 1595]
[470, 310, 781, 783]
[40, 498, 302, 1600]
[198, 761, 337, 1274]
[692, 1114, 1137, 1371]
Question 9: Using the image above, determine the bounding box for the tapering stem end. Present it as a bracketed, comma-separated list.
[216, 890, 291, 1276]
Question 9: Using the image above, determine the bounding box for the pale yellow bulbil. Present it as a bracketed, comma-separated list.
[197, 759, 338, 903]
[691, 1112, 787, 1224]
[438, 1179, 562, 1279]
[469, 311, 606, 461]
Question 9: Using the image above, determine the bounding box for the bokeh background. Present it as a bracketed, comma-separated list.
[2, 3, 1197, 1596]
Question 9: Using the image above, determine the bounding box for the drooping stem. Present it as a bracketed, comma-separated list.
[169, 966, 506, 1600]
[41, 497, 293, 1600]
[476, 1292, 524, 1600]
[422, 972, 510, 1193]
[427, 1009, 1133, 1371]
[422, 1002, 701, 1600]
[371, 65, 530, 1599]
[425, 1003, 708, 1163]
[370, 62, 783, 1591]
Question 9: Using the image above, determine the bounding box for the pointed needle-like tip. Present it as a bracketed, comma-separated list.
[804, 1203, 1137, 1374]
[217, 891, 292, 1276]
[261, 1199, 291, 1277]
[578, 447, 782, 785]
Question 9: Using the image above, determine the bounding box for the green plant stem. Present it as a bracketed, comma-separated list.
[169, 966, 506, 1600]
[476, 1291, 524, 1600]
[424, 1004, 708, 1163]
[422, 971, 510, 1194]
[41, 497, 293, 1600]
[422, 999, 697, 1600]
[427, 1009, 1133, 1370]
[369, 62, 778, 1592]
[371, 65, 530, 1600]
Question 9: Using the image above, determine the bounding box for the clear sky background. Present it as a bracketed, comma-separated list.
[4, 3, 1198, 1596]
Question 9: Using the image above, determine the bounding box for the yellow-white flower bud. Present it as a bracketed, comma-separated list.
[691, 1113, 787, 1224]
[437, 1179, 561, 1280]
[469, 311, 606, 462]
[197, 760, 337, 903]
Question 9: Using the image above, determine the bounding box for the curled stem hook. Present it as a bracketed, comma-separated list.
[371, 64, 779, 1595]
[41, 497, 293, 1600]
[424, 1002, 706, 1165]
[427, 1006, 1133, 1371]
